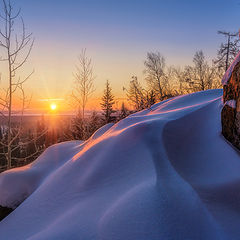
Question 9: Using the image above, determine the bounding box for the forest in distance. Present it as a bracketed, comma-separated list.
[0, 35, 238, 172]
[0, 0, 238, 172]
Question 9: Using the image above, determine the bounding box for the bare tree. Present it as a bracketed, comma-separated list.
[72, 49, 95, 119]
[184, 50, 216, 92]
[0, 0, 34, 169]
[70, 49, 95, 140]
[215, 31, 239, 72]
[124, 76, 146, 111]
[172, 67, 191, 95]
[144, 52, 168, 101]
[124, 75, 159, 112]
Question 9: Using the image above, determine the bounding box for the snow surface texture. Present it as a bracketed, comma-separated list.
[0, 89, 240, 240]
[225, 99, 236, 108]
[222, 51, 240, 85]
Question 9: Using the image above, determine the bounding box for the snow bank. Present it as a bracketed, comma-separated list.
[0, 141, 84, 208]
[224, 99, 236, 108]
[0, 89, 240, 240]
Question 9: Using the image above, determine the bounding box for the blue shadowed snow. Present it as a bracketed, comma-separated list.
[0, 89, 240, 240]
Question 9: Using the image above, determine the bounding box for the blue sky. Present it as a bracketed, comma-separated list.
[19, 0, 239, 54]
[9, 0, 240, 109]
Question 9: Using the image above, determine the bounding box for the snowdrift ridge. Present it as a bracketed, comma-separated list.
[0, 89, 240, 240]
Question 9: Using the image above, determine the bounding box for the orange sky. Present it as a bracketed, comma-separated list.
[0, 0, 239, 114]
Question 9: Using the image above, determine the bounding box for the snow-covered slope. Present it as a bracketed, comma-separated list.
[0, 89, 240, 240]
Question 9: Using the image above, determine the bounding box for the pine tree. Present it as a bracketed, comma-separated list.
[101, 80, 115, 123]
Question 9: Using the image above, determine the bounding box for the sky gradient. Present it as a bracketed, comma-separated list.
[4, 0, 240, 112]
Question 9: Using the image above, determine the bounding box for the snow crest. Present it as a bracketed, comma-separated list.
[222, 51, 240, 85]
[1, 89, 240, 240]
[225, 99, 236, 108]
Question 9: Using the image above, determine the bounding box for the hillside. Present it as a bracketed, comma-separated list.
[0, 89, 240, 240]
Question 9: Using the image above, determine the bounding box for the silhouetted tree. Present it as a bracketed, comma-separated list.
[172, 67, 191, 95]
[0, 0, 34, 169]
[124, 76, 146, 111]
[72, 49, 95, 120]
[36, 115, 47, 150]
[146, 90, 156, 108]
[101, 80, 115, 123]
[70, 113, 85, 140]
[184, 50, 216, 91]
[144, 52, 168, 101]
[118, 102, 129, 120]
[88, 111, 104, 137]
[215, 31, 239, 72]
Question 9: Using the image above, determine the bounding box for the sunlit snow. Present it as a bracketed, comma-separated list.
[0, 89, 239, 240]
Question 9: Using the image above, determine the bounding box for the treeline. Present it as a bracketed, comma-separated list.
[0, 33, 239, 172]
[67, 32, 239, 143]
[0, 0, 239, 172]
[0, 106, 132, 172]
[124, 31, 239, 111]
[2, 29, 239, 172]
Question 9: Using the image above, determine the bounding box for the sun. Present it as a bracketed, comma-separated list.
[50, 103, 57, 111]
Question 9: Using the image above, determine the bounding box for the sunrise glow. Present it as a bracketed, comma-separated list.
[50, 103, 57, 111]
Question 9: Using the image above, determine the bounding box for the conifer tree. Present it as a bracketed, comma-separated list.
[101, 80, 115, 123]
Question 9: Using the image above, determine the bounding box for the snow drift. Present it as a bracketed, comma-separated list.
[0, 89, 240, 240]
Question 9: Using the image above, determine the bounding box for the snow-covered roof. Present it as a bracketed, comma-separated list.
[222, 51, 240, 85]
